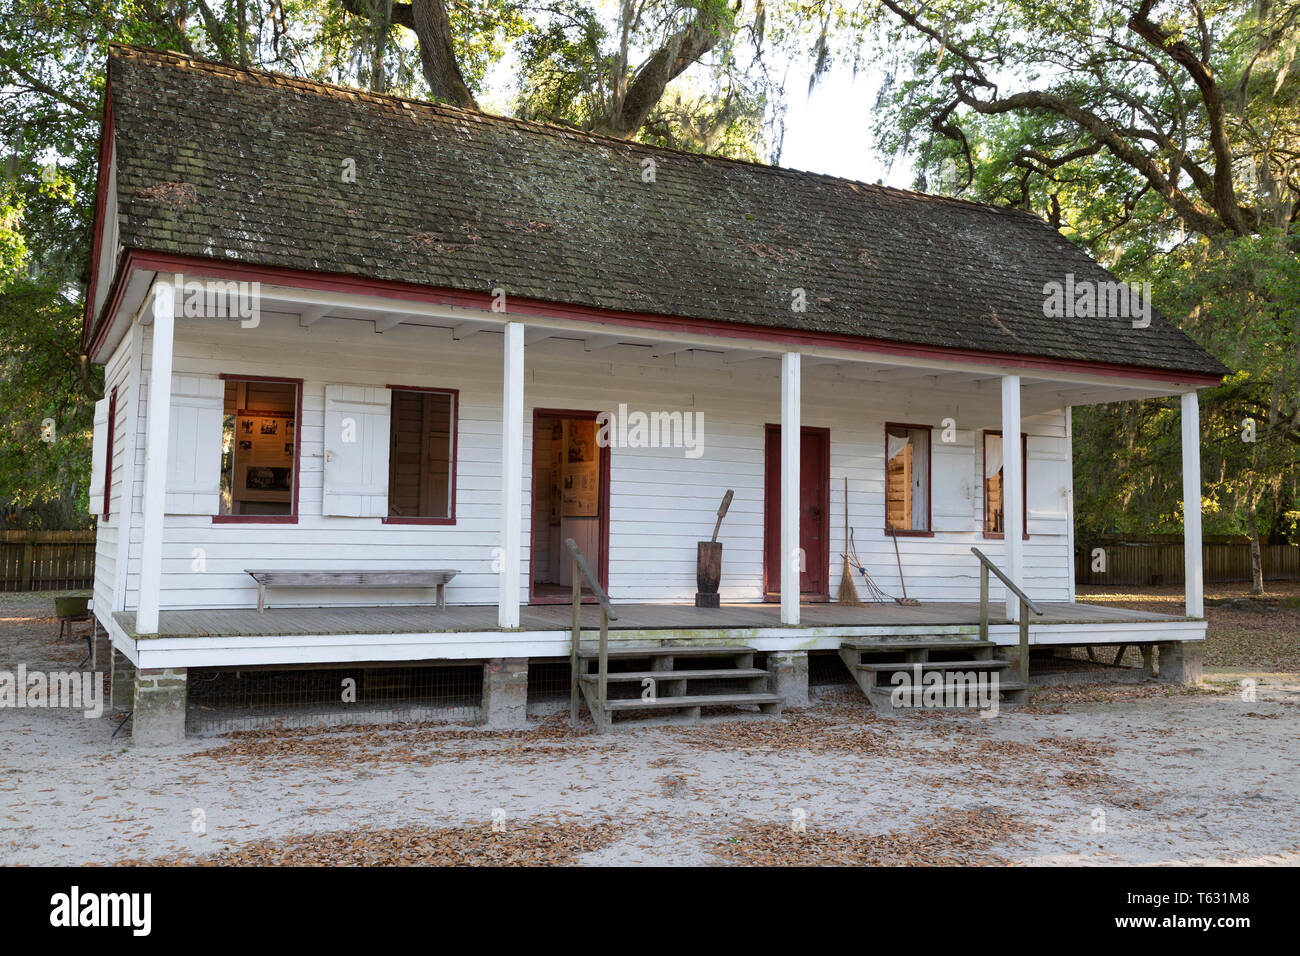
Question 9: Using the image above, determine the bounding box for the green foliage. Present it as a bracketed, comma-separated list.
[0, 273, 100, 528]
[1074, 226, 1300, 540]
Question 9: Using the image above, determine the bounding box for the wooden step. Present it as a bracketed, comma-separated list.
[868, 680, 1027, 705]
[577, 644, 755, 659]
[580, 668, 767, 683]
[601, 692, 783, 712]
[856, 660, 1011, 673]
[840, 637, 993, 652]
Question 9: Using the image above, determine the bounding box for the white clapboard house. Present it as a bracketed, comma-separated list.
[84, 47, 1226, 742]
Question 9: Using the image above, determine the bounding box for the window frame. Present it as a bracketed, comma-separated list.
[381, 384, 459, 526]
[981, 429, 1029, 540]
[883, 421, 934, 537]
[213, 374, 303, 524]
[102, 385, 118, 521]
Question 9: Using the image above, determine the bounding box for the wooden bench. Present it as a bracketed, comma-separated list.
[245, 569, 459, 612]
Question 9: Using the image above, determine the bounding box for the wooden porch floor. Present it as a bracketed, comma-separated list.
[117, 599, 1184, 639]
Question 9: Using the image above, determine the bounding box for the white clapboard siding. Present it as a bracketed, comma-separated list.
[112, 312, 1079, 612]
[165, 374, 225, 514]
[88, 397, 110, 510]
[322, 384, 391, 517]
[931, 427, 975, 532]
[92, 331, 136, 626]
[1026, 435, 1071, 537]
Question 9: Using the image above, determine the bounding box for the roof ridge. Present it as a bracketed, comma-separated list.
[105, 42, 1047, 227]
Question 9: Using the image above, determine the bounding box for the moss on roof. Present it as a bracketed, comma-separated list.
[101, 44, 1226, 378]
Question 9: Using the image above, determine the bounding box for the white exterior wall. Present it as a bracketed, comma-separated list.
[118, 313, 1075, 612]
[90, 328, 137, 628]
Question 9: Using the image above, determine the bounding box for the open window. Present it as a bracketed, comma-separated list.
[386, 387, 456, 523]
[983, 430, 1027, 538]
[219, 377, 300, 520]
[885, 424, 930, 534]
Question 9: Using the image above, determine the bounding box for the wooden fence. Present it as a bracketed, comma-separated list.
[1076, 538, 1300, 587]
[0, 531, 97, 592]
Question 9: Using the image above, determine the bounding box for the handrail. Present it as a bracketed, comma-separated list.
[564, 539, 617, 621]
[566, 538, 616, 732]
[971, 547, 1042, 685]
[970, 547, 1044, 615]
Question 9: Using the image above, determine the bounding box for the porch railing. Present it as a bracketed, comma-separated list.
[566, 538, 618, 728]
[971, 546, 1044, 683]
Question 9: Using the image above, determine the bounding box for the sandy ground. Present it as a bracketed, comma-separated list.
[2, 589, 1298, 866]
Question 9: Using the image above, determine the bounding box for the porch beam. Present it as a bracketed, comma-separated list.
[499, 322, 525, 628]
[298, 306, 329, 327]
[650, 343, 697, 358]
[780, 352, 802, 625]
[723, 351, 778, 365]
[1181, 391, 1204, 618]
[452, 320, 494, 341]
[137, 282, 176, 636]
[583, 336, 626, 352]
[1001, 374, 1024, 620]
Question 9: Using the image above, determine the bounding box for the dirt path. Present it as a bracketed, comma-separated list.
[2, 591, 1298, 866]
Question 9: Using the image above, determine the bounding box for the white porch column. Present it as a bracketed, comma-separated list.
[498, 322, 525, 628]
[780, 352, 801, 625]
[1181, 390, 1204, 618]
[1000, 374, 1024, 619]
[136, 282, 175, 635]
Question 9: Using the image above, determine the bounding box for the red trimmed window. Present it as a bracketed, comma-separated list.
[983, 430, 1028, 539]
[102, 386, 118, 520]
[885, 423, 931, 534]
[386, 387, 457, 523]
[218, 377, 301, 520]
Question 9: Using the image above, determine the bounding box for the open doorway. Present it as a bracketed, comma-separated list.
[530, 409, 610, 604]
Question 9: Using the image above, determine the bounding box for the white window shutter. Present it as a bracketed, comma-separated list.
[165, 375, 224, 514]
[931, 428, 975, 532]
[88, 397, 110, 513]
[323, 385, 390, 517]
[1027, 435, 1070, 535]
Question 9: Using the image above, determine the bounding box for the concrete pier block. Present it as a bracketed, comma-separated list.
[766, 651, 809, 707]
[482, 658, 528, 729]
[132, 668, 187, 746]
[110, 648, 137, 712]
[1158, 641, 1203, 685]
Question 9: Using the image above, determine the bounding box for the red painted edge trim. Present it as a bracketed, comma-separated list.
[884, 422, 934, 535]
[102, 385, 118, 520]
[385, 384, 459, 525]
[529, 408, 611, 605]
[81, 80, 114, 351]
[87, 249, 1226, 388]
[214, 374, 303, 523]
[982, 430, 1030, 539]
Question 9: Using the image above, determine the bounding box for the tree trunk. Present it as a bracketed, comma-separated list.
[409, 0, 477, 108]
[1248, 498, 1264, 595]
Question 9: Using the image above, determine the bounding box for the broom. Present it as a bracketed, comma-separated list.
[837, 477, 862, 606]
[845, 528, 891, 603]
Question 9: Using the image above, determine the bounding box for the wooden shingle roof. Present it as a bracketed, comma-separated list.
[100, 44, 1226, 379]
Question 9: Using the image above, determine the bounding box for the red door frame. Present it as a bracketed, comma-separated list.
[528, 408, 611, 604]
[762, 424, 831, 602]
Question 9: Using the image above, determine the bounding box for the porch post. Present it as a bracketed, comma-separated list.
[136, 281, 175, 636]
[1000, 374, 1024, 620]
[498, 322, 525, 628]
[1181, 390, 1204, 618]
[780, 352, 801, 625]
